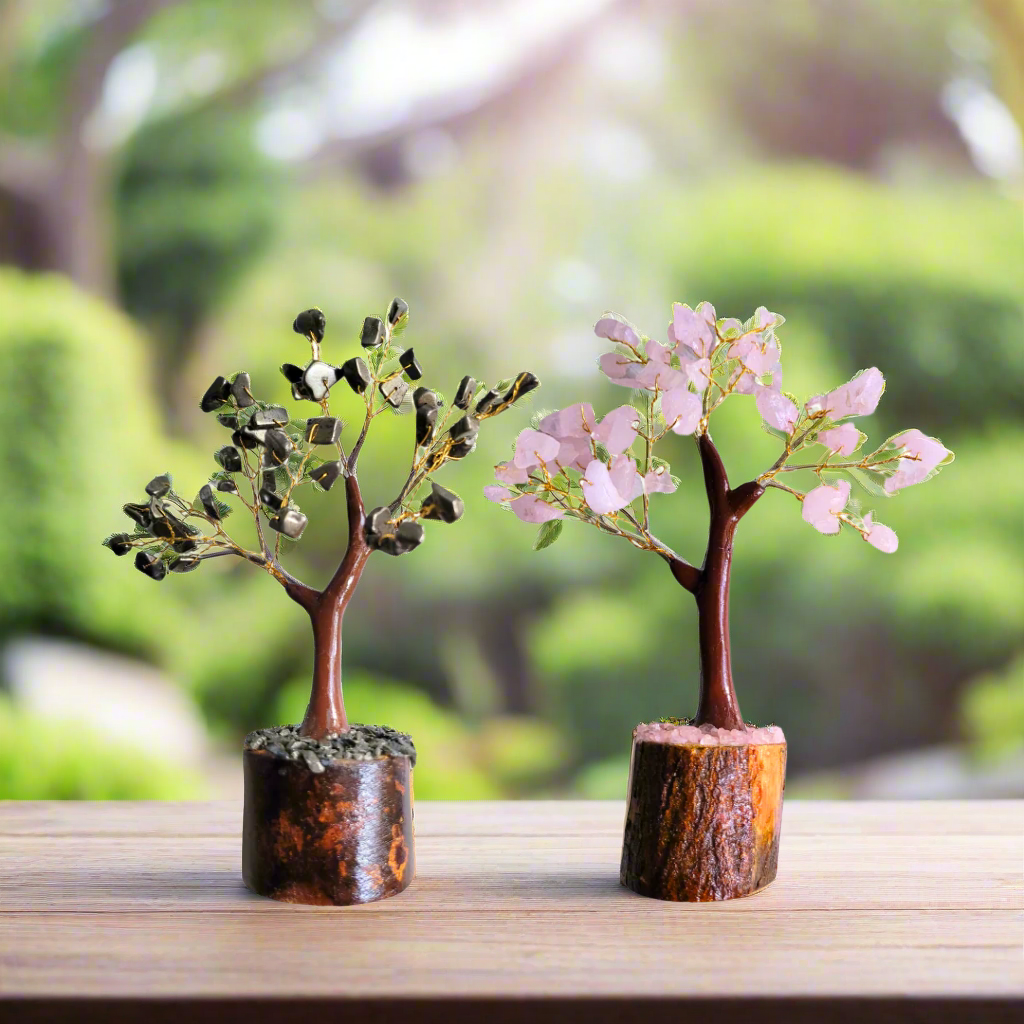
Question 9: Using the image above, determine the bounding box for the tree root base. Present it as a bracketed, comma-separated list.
[242, 745, 414, 905]
[620, 731, 786, 902]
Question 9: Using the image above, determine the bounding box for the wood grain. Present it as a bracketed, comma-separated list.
[1, 800, 1022, 1023]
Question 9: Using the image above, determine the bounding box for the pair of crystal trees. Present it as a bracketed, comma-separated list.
[105, 298, 952, 743]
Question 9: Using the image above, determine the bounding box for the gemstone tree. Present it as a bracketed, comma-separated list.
[104, 300, 539, 904]
[488, 301, 952, 900]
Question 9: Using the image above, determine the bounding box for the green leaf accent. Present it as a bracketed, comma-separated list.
[533, 519, 563, 551]
[843, 466, 892, 498]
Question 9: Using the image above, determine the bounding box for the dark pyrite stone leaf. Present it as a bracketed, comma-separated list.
[361, 316, 385, 349]
[475, 389, 502, 415]
[420, 482, 464, 523]
[216, 479, 238, 494]
[447, 439, 475, 460]
[145, 474, 171, 498]
[198, 484, 220, 520]
[217, 412, 239, 430]
[170, 556, 201, 573]
[259, 487, 284, 510]
[268, 509, 307, 539]
[123, 502, 152, 528]
[135, 550, 166, 580]
[364, 505, 391, 542]
[416, 405, 437, 447]
[250, 407, 289, 430]
[387, 297, 409, 326]
[171, 538, 198, 553]
[280, 362, 305, 384]
[230, 372, 255, 408]
[413, 387, 439, 410]
[449, 414, 479, 443]
[305, 416, 341, 445]
[504, 371, 539, 403]
[232, 428, 260, 450]
[310, 461, 341, 491]
[293, 308, 326, 342]
[380, 377, 409, 408]
[263, 429, 293, 465]
[216, 445, 243, 472]
[341, 356, 371, 394]
[104, 533, 134, 555]
[453, 375, 476, 410]
[200, 376, 230, 413]
[302, 361, 340, 401]
[399, 348, 423, 380]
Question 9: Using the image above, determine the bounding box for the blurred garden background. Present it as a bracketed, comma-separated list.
[1, 0, 1022, 801]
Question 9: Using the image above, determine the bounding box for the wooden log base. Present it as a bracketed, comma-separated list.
[242, 747, 414, 905]
[620, 731, 786, 902]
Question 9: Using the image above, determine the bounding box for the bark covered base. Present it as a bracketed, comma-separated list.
[620, 729, 786, 902]
[242, 731, 414, 906]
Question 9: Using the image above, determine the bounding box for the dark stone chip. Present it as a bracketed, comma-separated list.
[305, 416, 342, 445]
[361, 315, 385, 349]
[291, 381, 315, 402]
[415, 405, 437, 447]
[198, 483, 221, 520]
[135, 550, 166, 580]
[413, 387, 439, 410]
[310, 461, 342, 491]
[475, 388, 502, 415]
[169, 557, 201, 573]
[145, 474, 171, 498]
[340, 356, 371, 394]
[172, 538, 198, 553]
[268, 509, 307, 539]
[216, 479, 238, 494]
[364, 505, 391, 541]
[259, 487, 284, 510]
[420, 482, 464, 523]
[387, 297, 409, 326]
[123, 502, 152, 528]
[399, 348, 423, 380]
[104, 533, 134, 556]
[200, 376, 230, 413]
[231, 372, 255, 408]
[448, 438, 476, 460]
[448, 414, 479, 443]
[215, 445, 243, 473]
[504, 370, 540, 404]
[216, 413, 239, 430]
[231, 428, 261, 450]
[262, 470, 278, 491]
[453, 375, 476, 410]
[262, 429, 293, 465]
[380, 377, 409, 408]
[293, 308, 326, 342]
[249, 406, 289, 431]
[280, 362, 305, 384]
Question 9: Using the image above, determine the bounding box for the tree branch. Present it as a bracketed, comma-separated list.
[322, 471, 371, 602]
[697, 431, 730, 511]
[666, 555, 702, 594]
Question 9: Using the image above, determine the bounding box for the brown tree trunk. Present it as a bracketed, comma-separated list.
[669, 433, 764, 730]
[296, 474, 370, 740]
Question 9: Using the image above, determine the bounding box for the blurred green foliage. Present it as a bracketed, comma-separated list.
[1, 0, 1021, 801]
[116, 109, 282, 374]
[0, 695, 202, 799]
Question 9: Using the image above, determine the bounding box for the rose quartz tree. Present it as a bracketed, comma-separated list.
[488, 301, 953, 735]
[488, 300, 953, 902]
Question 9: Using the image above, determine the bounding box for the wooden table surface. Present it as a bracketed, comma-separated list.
[1, 800, 1021, 1023]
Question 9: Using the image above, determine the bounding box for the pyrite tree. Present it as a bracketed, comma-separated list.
[105, 300, 538, 740]
[488, 302, 954, 734]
